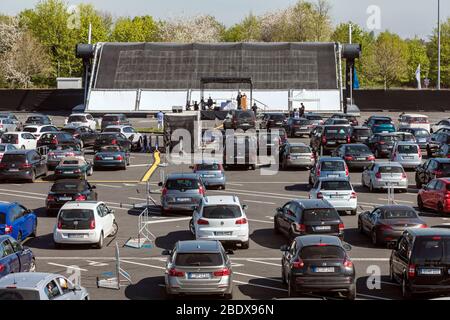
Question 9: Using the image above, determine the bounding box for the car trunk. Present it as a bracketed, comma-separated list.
[173, 253, 226, 284]
[299, 246, 346, 276]
[96, 152, 123, 161]
[378, 218, 423, 231]
[302, 208, 341, 235]
[58, 209, 93, 230]
[200, 205, 243, 235]
[0, 154, 28, 171]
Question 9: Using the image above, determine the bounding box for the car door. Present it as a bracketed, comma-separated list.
[55, 277, 81, 300]
[392, 235, 409, 278]
[434, 180, 445, 210]
[10, 205, 25, 241]
[282, 240, 297, 278]
[426, 160, 438, 182]
[416, 160, 428, 184]
[99, 204, 114, 236]
[19, 205, 34, 238]
[9, 237, 31, 271]
[423, 180, 437, 208]
[31, 151, 44, 176]
[278, 202, 292, 235]
[22, 133, 36, 149]
[0, 239, 20, 273]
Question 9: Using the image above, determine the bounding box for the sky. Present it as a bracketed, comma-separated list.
[1, 0, 449, 40]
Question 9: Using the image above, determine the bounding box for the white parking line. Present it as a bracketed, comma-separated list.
[247, 218, 273, 224]
[243, 199, 276, 205]
[225, 188, 305, 198]
[247, 259, 280, 267]
[128, 164, 151, 168]
[214, 190, 298, 201]
[232, 280, 287, 292]
[0, 192, 45, 200]
[120, 260, 166, 270]
[234, 272, 282, 282]
[357, 293, 392, 300]
[97, 184, 122, 188]
[47, 262, 88, 272]
[143, 217, 191, 225]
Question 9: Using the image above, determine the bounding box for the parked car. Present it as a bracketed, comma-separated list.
[435, 144, 450, 159]
[280, 235, 355, 299]
[426, 132, 450, 158]
[309, 178, 358, 215]
[388, 228, 450, 298]
[330, 113, 359, 126]
[390, 142, 422, 169]
[100, 114, 129, 131]
[0, 113, 21, 130]
[361, 162, 408, 192]
[393, 131, 417, 143]
[0, 132, 37, 150]
[102, 125, 143, 151]
[23, 125, 59, 139]
[192, 162, 226, 189]
[61, 126, 98, 148]
[323, 118, 350, 126]
[223, 133, 257, 170]
[431, 119, 450, 133]
[54, 157, 93, 180]
[223, 110, 256, 131]
[350, 126, 372, 144]
[331, 143, 375, 170]
[0, 144, 17, 161]
[64, 113, 97, 131]
[417, 178, 450, 214]
[310, 125, 352, 154]
[398, 114, 430, 133]
[93, 133, 132, 153]
[367, 133, 399, 158]
[415, 158, 450, 188]
[308, 157, 349, 185]
[0, 119, 17, 134]
[358, 205, 427, 246]
[0, 203, 37, 242]
[24, 114, 52, 126]
[159, 173, 206, 215]
[53, 201, 118, 249]
[0, 273, 89, 300]
[260, 113, 287, 129]
[366, 116, 395, 134]
[37, 132, 81, 150]
[279, 143, 315, 170]
[46, 179, 98, 215]
[0, 150, 47, 182]
[397, 128, 430, 150]
[93, 145, 130, 170]
[284, 117, 314, 138]
[304, 113, 324, 127]
[0, 236, 35, 279]
[274, 199, 345, 241]
[163, 240, 233, 299]
[46, 144, 83, 170]
[189, 195, 249, 249]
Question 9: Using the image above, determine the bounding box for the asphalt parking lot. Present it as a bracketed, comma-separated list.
[5, 112, 450, 300]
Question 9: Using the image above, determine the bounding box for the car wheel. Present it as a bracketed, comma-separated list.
[371, 229, 378, 246]
[54, 242, 62, 249]
[389, 263, 396, 283]
[288, 277, 297, 298]
[357, 219, 364, 234]
[189, 219, 195, 236]
[417, 196, 424, 210]
[17, 232, 23, 243]
[223, 292, 233, 300]
[30, 221, 37, 237]
[438, 202, 444, 214]
[241, 240, 249, 249]
[350, 209, 357, 216]
[30, 171, 35, 183]
[109, 221, 118, 237]
[274, 220, 281, 234]
[95, 232, 104, 249]
[346, 286, 356, 300]
[402, 277, 412, 299]
[29, 258, 36, 272]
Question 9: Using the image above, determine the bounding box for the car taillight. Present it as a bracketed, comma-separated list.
[51, 138, 58, 144]
[316, 192, 323, 199]
[433, 170, 443, 177]
[198, 186, 206, 196]
[0, 264, 4, 273]
[4, 225, 12, 234]
[417, 224, 428, 228]
[168, 268, 185, 277]
[21, 163, 32, 168]
[65, 152, 75, 157]
[316, 167, 320, 176]
[445, 192, 450, 199]
[89, 219, 95, 229]
[375, 172, 382, 179]
[95, 155, 102, 161]
[347, 136, 351, 143]
[339, 223, 345, 232]
[295, 223, 306, 233]
[73, 169, 81, 174]
[345, 165, 349, 176]
[111, 139, 117, 145]
[48, 152, 55, 157]
[75, 194, 87, 201]
[162, 187, 168, 196]
[378, 141, 385, 145]
[379, 224, 393, 231]
[235, 218, 247, 225]
[322, 136, 327, 144]
[343, 258, 353, 269]
[408, 264, 416, 279]
[197, 219, 209, 225]
[350, 192, 357, 199]
[0, 163, 7, 169]
[57, 220, 62, 229]
[344, 155, 354, 161]
[47, 195, 56, 202]
[292, 259, 304, 269]
[367, 155, 375, 161]
[116, 155, 123, 161]
[402, 172, 407, 179]
[213, 268, 231, 277]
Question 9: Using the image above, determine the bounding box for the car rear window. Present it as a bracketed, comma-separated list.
[269, 114, 285, 120]
[237, 111, 254, 119]
[51, 182, 83, 192]
[414, 130, 430, 137]
[306, 115, 322, 120]
[68, 116, 87, 122]
[300, 246, 345, 260]
[333, 119, 349, 124]
[1, 134, 18, 144]
[346, 145, 371, 154]
[175, 253, 223, 267]
[99, 134, 117, 139]
[407, 117, 428, 123]
[378, 166, 403, 173]
[353, 128, 371, 136]
[26, 117, 43, 123]
[381, 209, 418, 219]
[166, 179, 199, 190]
[374, 119, 392, 125]
[289, 146, 311, 154]
[0, 213, 5, 224]
[412, 237, 450, 264]
[59, 209, 94, 221]
[23, 127, 37, 133]
[103, 128, 121, 133]
[195, 163, 221, 171]
[320, 161, 345, 171]
[202, 205, 242, 219]
[1, 154, 26, 162]
[302, 208, 339, 223]
[103, 116, 119, 121]
[0, 289, 40, 300]
[324, 127, 351, 137]
[62, 160, 79, 165]
[320, 181, 352, 191]
[397, 145, 418, 154]
[379, 135, 398, 142]
[293, 119, 311, 125]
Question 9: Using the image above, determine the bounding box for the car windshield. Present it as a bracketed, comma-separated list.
[166, 179, 199, 190]
[202, 205, 242, 219]
[346, 145, 371, 154]
[103, 116, 119, 121]
[289, 146, 311, 154]
[381, 209, 418, 219]
[1, 154, 25, 162]
[324, 127, 351, 137]
[321, 161, 345, 171]
[320, 181, 352, 191]
[237, 111, 254, 119]
[353, 129, 371, 136]
[0, 289, 40, 300]
[374, 119, 391, 125]
[379, 135, 398, 142]
[303, 208, 339, 222]
[1, 135, 17, 144]
[175, 253, 223, 267]
[412, 237, 450, 264]
[292, 119, 311, 125]
[59, 209, 93, 221]
[68, 116, 87, 122]
[51, 182, 83, 192]
[414, 130, 430, 138]
[378, 166, 403, 174]
[23, 127, 37, 133]
[300, 246, 345, 260]
[195, 163, 221, 171]
[0, 213, 5, 224]
[397, 145, 418, 154]
[270, 114, 285, 120]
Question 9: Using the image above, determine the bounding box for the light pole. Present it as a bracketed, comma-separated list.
[438, 0, 441, 90]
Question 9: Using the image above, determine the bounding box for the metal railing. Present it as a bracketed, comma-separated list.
[136, 193, 158, 248]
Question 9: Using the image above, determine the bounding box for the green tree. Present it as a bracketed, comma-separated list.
[111, 16, 161, 42]
[405, 38, 430, 87]
[427, 17, 450, 88]
[222, 14, 261, 42]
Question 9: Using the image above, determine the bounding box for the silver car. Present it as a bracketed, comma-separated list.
[159, 173, 206, 214]
[280, 143, 315, 170]
[192, 162, 226, 189]
[361, 162, 408, 192]
[390, 141, 422, 169]
[0, 272, 89, 300]
[163, 240, 233, 298]
[309, 157, 349, 185]
[0, 119, 17, 134]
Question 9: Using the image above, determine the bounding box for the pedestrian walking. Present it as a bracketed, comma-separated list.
[142, 134, 148, 153]
[156, 110, 164, 130]
[300, 103, 305, 118]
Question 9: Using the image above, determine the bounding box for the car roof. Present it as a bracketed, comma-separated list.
[286, 142, 310, 147]
[167, 173, 200, 180]
[376, 162, 403, 167]
[375, 132, 397, 136]
[401, 114, 428, 118]
[176, 240, 222, 253]
[203, 195, 241, 206]
[370, 116, 391, 120]
[395, 141, 419, 146]
[292, 199, 335, 210]
[352, 126, 371, 130]
[406, 228, 450, 237]
[318, 157, 345, 162]
[3, 150, 31, 155]
[0, 272, 59, 289]
[60, 201, 102, 210]
[296, 235, 342, 247]
[376, 205, 416, 212]
[344, 143, 369, 147]
[431, 158, 450, 163]
[0, 203, 17, 212]
[53, 179, 85, 184]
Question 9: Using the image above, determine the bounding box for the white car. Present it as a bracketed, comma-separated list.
[0, 143, 17, 161]
[309, 178, 358, 215]
[53, 201, 118, 249]
[189, 195, 250, 249]
[390, 141, 422, 169]
[431, 120, 450, 133]
[0, 132, 37, 150]
[64, 113, 97, 131]
[23, 125, 59, 139]
[102, 125, 143, 150]
[398, 114, 430, 132]
[0, 118, 17, 134]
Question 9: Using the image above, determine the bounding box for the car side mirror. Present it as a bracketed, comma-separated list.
[276, 207, 282, 213]
[280, 245, 289, 252]
[189, 165, 194, 169]
[342, 243, 352, 252]
[226, 249, 234, 255]
[91, 185, 96, 189]
[161, 249, 172, 256]
[158, 182, 163, 187]
[242, 204, 248, 211]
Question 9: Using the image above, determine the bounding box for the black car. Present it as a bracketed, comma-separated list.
[415, 158, 450, 188]
[61, 126, 98, 147]
[24, 114, 52, 126]
[330, 113, 359, 126]
[350, 127, 372, 144]
[46, 179, 97, 215]
[427, 132, 450, 158]
[367, 133, 399, 158]
[331, 143, 375, 170]
[223, 110, 256, 131]
[37, 132, 81, 149]
[100, 114, 130, 131]
[358, 205, 427, 246]
[389, 228, 450, 299]
[280, 235, 355, 299]
[260, 113, 287, 129]
[0, 150, 47, 182]
[274, 199, 345, 241]
[284, 118, 314, 138]
[94, 133, 132, 153]
[310, 125, 352, 155]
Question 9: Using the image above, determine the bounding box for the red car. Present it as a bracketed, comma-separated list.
[417, 178, 450, 213]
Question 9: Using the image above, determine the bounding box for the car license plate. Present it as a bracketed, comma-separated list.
[419, 268, 441, 275]
[315, 226, 331, 231]
[357, 157, 366, 160]
[64, 171, 73, 174]
[327, 174, 339, 178]
[403, 156, 414, 159]
[188, 273, 211, 279]
[203, 174, 215, 178]
[276, 122, 282, 125]
[104, 157, 114, 160]
[68, 234, 85, 239]
[59, 197, 72, 201]
[176, 198, 190, 202]
[329, 195, 343, 199]
[313, 267, 335, 273]
[8, 169, 19, 172]
[215, 231, 232, 236]
[327, 141, 336, 145]
[300, 126, 308, 129]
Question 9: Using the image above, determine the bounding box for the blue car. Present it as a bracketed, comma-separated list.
[366, 116, 396, 134]
[0, 235, 35, 278]
[0, 203, 37, 242]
